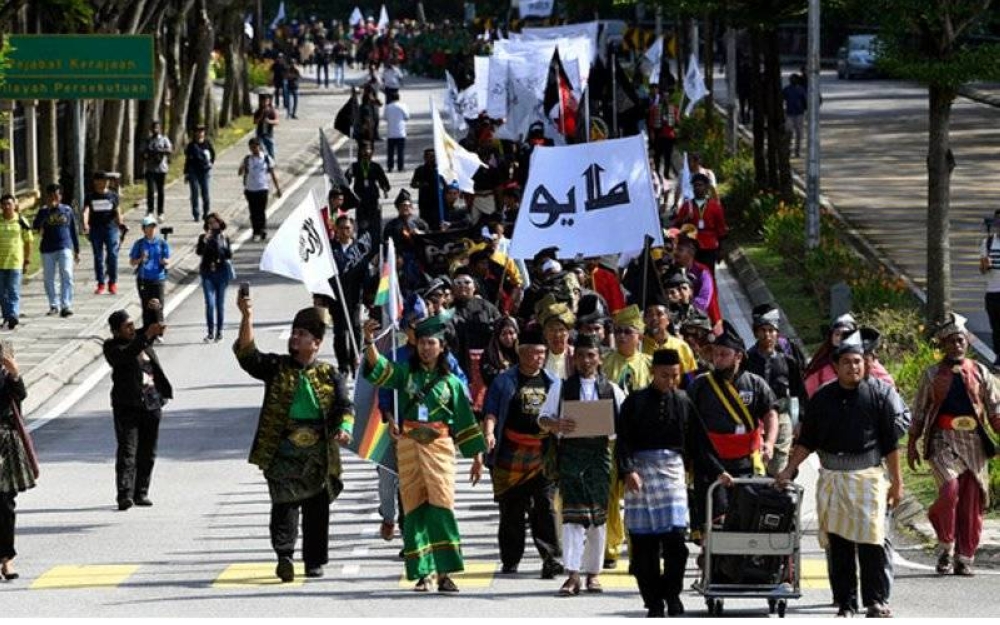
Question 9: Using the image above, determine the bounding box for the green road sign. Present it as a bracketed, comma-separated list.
[0, 34, 154, 100]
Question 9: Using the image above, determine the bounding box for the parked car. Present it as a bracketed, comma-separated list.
[836, 35, 879, 79]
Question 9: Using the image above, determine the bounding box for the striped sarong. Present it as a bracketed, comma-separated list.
[491, 429, 545, 500]
[815, 466, 887, 548]
[623, 449, 689, 535]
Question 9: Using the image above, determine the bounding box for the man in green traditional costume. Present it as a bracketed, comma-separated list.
[235, 296, 355, 583]
[362, 314, 487, 593]
[538, 334, 625, 596]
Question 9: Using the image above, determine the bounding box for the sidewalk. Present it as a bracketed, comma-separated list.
[10, 70, 363, 416]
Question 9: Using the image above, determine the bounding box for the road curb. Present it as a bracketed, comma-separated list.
[20, 121, 338, 418]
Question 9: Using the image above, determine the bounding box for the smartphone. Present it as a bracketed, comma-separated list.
[238, 282, 251, 299]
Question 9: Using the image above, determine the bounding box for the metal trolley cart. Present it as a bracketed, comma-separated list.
[692, 477, 805, 617]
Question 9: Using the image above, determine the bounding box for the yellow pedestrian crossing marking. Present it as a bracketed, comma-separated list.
[31, 565, 140, 590]
[599, 559, 637, 588]
[800, 558, 829, 589]
[212, 562, 306, 588]
[397, 562, 496, 589]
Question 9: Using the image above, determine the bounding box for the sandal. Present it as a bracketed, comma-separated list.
[585, 576, 603, 593]
[437, 576, 459, 593]
[414, 576, 430, 592]
[558, 578, 581, 597]
[865, 603, 892, 618]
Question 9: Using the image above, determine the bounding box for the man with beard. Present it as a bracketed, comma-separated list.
[538, 334, 625, 596]
[482, 327, 564, 579]
[663, 270, 699, 331]
[909, 314, 1000, 578]
[234, 298, 355, 582]
[618, 349, 733, 617]
[777, 329, 904, 617]
[686, 321, 778, 539]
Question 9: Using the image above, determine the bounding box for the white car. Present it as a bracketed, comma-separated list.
[836, 35, 879, 80]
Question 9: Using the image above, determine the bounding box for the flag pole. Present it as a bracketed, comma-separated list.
[331, 270, 361, 372]
[640, 235, 650, 310]
[584, 85, 591, 142]
[611, 52, 619, 138]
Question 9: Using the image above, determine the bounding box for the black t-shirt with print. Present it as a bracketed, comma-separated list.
[505, 371, 547, 435]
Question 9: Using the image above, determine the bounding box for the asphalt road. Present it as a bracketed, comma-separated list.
[6, 67, 998, 618]
[715, 69, 1000, 351]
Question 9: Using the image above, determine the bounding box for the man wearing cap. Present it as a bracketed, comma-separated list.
[33, 183, 80, 318]
[235, 296, 355, 582]
[641, 302, 697, 373]
[467, 244, 522, 315]
[744, 307, 806, 476]
[671, 173, 727, 272]
[618, 348, 733, 617]
[601, 304, 654, 569]
[129, 216, 171, 329]
[538, 334, 625, 595]
[142, 120, 172, 219]
[347, 141, 391, 242]
[686, 320, 779, 534]
[103, 308, 170, 511]
[679, 311, 714, 387]
[411, 149, 445, 231]
[536, 295, 576, 381]
[362, 314, 486, 592]
[183, 125, 216, 222]
[382, 189, 428, 253]
[908, 314, 1000, 577]
[777, 328, 905, 617]
[329, 215, 374, 377]
[82, 171, 122, 296]
[663, 270, 699, 332]
[482, 325, 564, 579]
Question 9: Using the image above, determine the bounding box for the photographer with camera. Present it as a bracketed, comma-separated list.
[196, 213, 233, 343]
[129, 216, 171, 329]
[103, 304, 171, 511]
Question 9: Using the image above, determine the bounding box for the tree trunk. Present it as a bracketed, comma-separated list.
[926, 84, 956, 323]
[703, 13, 715, 125]
[750, 30, 766, 190]
[765, 34, 792, 199]
[37, 100, 58, 188]
[118, 100, 135, 186]
[98, 100, 125, 173]
[186, 1, 215, 132]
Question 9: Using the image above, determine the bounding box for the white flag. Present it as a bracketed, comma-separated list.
[679, 151, 694, 202]
[348, 7, 363, 26]
[431, 99, 485, 193]
[377, 5, 389, 32]
[519, 0, 556, 19]
[269, 1, 286, 30]
[683, 53, 708, 116]
[644, 36, 664, 67]
[259, 192, 337, 298]
[508, 135, 664, 260]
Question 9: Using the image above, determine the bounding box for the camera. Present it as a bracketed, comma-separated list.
[160, 226, 174, 240]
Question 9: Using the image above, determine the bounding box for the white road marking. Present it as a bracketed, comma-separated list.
[25, 138, 342, 431]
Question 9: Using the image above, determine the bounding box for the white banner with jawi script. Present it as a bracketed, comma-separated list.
[508, 134, 664, 260]
[519, 0, 555, 19]
[259, 192, 337, 298]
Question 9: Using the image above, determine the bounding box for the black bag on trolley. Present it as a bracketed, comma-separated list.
[714, 483, 798, 585]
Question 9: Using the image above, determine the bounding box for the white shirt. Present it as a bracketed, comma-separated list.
[980, 236, 1000, 292]
[243, 153, 275, 192]
[384, 101, 410, 139]
[383, 66, 403, 90]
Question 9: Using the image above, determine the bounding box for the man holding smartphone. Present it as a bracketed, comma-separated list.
[103, 305, 170, 511]
[234, 289, 355, 582]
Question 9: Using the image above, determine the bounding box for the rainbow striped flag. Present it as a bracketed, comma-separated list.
[348, 329, 397, 472]
[373, 239, 403, 327]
